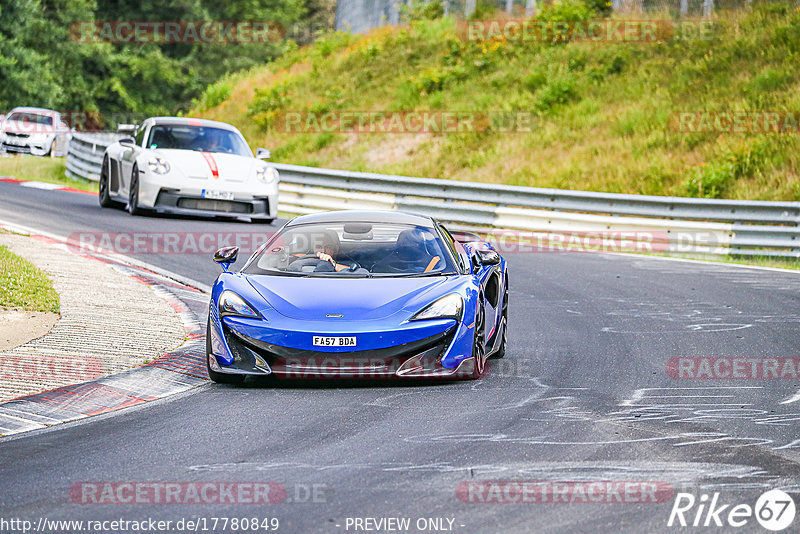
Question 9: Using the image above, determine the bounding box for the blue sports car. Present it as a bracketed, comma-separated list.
[206, 210, 508, 382]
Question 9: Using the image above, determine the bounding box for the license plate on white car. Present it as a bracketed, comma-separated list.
[201, 189, 234, 200]
[313, 336, 357, 347]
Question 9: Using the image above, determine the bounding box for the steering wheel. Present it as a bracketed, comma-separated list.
[287, 254, 362, 273]
[287, 254, 323, 272]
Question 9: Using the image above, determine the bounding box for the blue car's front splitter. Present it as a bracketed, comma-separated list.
[209, 315, 475, 379]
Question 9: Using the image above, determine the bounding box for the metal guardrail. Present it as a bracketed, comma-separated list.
[65, 134, 800, 259]
[65, 132, 122, 182]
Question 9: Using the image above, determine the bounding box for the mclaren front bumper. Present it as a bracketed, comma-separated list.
[208, 317, 473, 379]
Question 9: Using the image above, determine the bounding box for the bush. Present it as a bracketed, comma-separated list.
[524, 69, 548, 92]
[685, 139, 771, 198]
[314, 31, 355, 58]
[401, 0, 445, 22]
[192, 81, 232, 112]
[538, 0, 595, 23]
[535, 74, 579, 111]
[247, 85, 292, 130]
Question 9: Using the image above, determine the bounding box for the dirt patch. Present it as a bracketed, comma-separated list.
[0, 307, 58, 351]
[362, 133, 436, 168]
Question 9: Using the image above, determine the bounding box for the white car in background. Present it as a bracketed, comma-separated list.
[0, 107, 72, 157]
[100, 117, 278, 223]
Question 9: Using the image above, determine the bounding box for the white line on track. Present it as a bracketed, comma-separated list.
[0, 218, 211, 293]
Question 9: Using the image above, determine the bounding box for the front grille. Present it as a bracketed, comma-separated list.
[6, 132, 30, 139]
[2, 143, 31, 152]
[177, 198, 252, 214]
[223, 325, 455, 377]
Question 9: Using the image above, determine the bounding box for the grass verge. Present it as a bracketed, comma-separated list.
[0, 244, 60, 313]
[0, 154, 97, 193]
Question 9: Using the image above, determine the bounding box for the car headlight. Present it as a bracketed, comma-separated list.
[256, 165, 278, 184]
[148, 155, 170, 175]
[219, 290, 261, 319]
[410, 294, 463, 321]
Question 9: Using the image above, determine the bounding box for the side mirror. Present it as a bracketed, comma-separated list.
[471, 249, 500, 273]
[478, 250, 501, 266]
[119, 137, 135, 146]
[117, 124, 137, 134]
[214, 246, 239, 271]
[256, 148, 271, 160]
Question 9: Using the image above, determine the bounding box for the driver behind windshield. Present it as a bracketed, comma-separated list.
[198, 131, 226, 153]
[288, 230, 355, 273]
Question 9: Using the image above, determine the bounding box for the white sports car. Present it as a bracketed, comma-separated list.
[100, 117, 278, 222]
[0, 107, 72, 157]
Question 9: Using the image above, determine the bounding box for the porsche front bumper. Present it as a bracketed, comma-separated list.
[152, 190, 274, 219]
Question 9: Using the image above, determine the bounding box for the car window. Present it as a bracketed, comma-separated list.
[7, 112, 53, 126]
[243, 222, 458, 277]
[437, 223, 467, 273]
[145, 125, 251, 156]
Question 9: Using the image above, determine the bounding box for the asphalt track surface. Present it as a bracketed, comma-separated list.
[1, 181, 800, 533]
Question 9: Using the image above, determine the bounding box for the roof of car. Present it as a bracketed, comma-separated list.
[148, 117, 238, 131]
[7, 107, 58, 116]
[286, 210, 435, 227]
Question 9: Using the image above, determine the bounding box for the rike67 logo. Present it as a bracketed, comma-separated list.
[668, 490, 796, 531]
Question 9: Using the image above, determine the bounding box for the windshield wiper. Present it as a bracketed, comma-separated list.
[309, 272, 372, 278]
[399, 271, 457, 278]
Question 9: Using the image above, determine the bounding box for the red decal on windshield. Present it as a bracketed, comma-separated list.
[201, 151, 219, 179]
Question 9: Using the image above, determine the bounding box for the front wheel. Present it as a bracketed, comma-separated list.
[127, 164, 145, 216]
[470, 302, 487, 379]
[491, 275, 508, 359]
[206, 318, 246, 385]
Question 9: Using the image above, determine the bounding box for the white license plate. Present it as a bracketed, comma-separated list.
[313, 336, 357, 347]
[201, 189, 234, 200]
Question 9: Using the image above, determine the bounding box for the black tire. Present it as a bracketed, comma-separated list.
[206, 318, 245, 385]
[471, 301, 487, 379]
[127, 164, 145, 216]
[491, 275, 509, 359]
[99, 156, 123, 208]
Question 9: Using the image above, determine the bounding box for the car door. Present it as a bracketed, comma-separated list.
[119, 122, 147, 195]
[437, 222, 492, 343]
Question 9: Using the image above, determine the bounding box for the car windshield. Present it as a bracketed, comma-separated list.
[145, 125, 251, 156]
[244, 222, 459, 277]
[6, 112, 53, 126]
